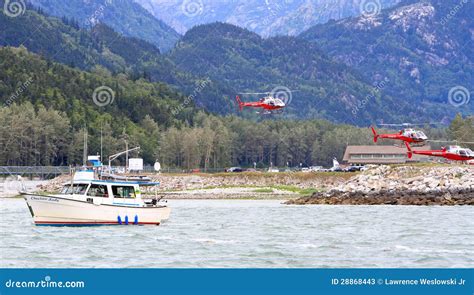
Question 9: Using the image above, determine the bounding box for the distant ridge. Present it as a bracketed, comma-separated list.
[28, 0, 180, 51]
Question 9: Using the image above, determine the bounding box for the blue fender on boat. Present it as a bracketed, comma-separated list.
[134, 215, 138, 225]
[125, 215, 129, 225]
[117, 215, 122, 225]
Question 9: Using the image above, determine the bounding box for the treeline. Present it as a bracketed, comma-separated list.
[1, 101, 472, 168]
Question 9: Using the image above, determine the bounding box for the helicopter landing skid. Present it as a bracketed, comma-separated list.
[394, 142, 425, 148]
[256, 110, 283, 115]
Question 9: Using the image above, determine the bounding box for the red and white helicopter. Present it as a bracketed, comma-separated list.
[405, 142, 474, 162]
[371, 123, 430, 147]
[236, 90, 296, 114]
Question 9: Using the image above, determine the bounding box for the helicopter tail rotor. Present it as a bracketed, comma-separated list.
[371, 126, 379, 143]
[405, 142, 413, 159]
[236, 95, 243, 111]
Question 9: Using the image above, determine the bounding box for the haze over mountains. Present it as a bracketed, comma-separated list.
[28, 0, 180, 51]
[136, 0, 401, 36]
[1, 0, 472, 126]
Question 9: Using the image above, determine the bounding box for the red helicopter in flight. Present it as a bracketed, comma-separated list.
[371, 123, 429, 146]
[405, 142, 474, 162]
[236, 90, 297, 114]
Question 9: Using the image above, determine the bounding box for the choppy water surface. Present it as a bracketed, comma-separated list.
[0, 198, 473, 268]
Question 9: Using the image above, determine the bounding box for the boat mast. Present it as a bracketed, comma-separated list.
[82, 127, 88, 167]
[100, 123, 103, 163]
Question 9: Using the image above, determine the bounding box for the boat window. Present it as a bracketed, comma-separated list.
[112, 186, 136, 198]
[60, 185, 73, 194]
[87, 184, 109, 198]
[73, 184, 88, 195]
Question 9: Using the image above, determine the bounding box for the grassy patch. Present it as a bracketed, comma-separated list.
[252, 188, 274, 193]
[161, 184, 320, 196]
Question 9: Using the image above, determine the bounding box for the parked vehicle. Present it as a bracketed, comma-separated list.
[226, 167, 243, 172]
[309, 166, 323, 172]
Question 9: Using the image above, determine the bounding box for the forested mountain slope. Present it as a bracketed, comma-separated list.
[169, 22, 452, 124]
[300, 0, 474, 118]
[27, 0, 180, 51]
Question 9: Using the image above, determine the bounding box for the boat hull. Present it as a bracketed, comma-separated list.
[23, 194, 170, 226]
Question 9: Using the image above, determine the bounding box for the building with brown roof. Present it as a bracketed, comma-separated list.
[343, 145, 431, 164]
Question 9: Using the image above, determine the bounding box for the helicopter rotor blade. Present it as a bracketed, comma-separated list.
[378, 122, 444, 127]
[240, 92, 270, 95]
[239, 90, 300, 95]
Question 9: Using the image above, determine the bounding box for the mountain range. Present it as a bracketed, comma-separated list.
[300, 0, 474, 122]
[1, 0, 472, 126]
[136, 0, 401, 37]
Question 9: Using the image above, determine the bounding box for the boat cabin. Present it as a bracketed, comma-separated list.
[60, 180, 159, 207]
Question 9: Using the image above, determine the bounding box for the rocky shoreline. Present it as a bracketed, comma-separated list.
[32, 172, 349, 199]
[286, 165, 474, 206]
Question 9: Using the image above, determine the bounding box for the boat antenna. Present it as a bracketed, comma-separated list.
[100, 122, 103, 163]
[83, 126, 88, 167]
[108, 146, 140, 172]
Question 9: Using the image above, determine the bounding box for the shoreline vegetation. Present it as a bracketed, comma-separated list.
[19, 164, 473, 205]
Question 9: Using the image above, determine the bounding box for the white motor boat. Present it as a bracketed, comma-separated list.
[23, 162, 170, 226]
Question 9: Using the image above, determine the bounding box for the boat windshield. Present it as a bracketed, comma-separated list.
[112, 185, 136, 198]
[87, 184, 108, 197]
[61, 184, 88, 195]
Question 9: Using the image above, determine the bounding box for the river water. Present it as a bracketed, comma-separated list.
[0, 198, 472, 268]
